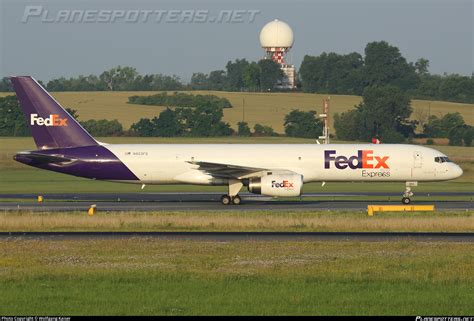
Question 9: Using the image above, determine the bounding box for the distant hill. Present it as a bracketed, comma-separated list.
[1, 91, 472, 133]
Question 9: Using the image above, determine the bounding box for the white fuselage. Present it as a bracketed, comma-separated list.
[104, 143, 463, 185]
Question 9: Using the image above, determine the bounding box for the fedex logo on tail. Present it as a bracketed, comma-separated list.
[30, 114, 68, 127]
[324, 150, 389, 169]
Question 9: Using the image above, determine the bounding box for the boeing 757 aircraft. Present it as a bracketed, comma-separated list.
[10, 76, 463, 205]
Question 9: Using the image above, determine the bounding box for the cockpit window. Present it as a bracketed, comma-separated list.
[435, 156, 452, 163]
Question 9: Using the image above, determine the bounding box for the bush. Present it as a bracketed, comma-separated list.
[423, 112, 465, 138]
[128, 92, 232, 109]
[462, 127, 473, 147]
[237, 122, 251, 136]
[448, 125, 474, 147]
[130, 118, 156, 137]
[130, 105, 233, 137]
[284, 110, 323, 138]
[253, 124, 276, 136]
[80, 119, 123, 137]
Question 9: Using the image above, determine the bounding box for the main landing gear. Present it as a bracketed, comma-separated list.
[402, 181, 417, 204]
[220, 194, 241, 205]
[221, 179, 243, 205]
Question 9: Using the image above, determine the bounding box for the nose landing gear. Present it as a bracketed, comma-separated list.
[402, 181, 417, 204]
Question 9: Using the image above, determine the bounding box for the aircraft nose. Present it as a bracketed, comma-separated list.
[453, 165, 463, 178]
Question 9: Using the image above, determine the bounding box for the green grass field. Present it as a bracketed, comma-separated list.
[1, 91, 473, 132]
[1, 210, 472, 232]
[1, 239, 472, 315]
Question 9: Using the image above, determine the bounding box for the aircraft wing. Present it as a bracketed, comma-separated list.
[187, 161, 267, 179]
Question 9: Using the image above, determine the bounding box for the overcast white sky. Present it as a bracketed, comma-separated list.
[1, 0, 472, 82]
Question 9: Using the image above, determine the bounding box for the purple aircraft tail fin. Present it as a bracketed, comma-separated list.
[10, 76, 98, 149]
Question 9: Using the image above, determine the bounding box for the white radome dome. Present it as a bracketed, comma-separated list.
[259, 19, 294, 48]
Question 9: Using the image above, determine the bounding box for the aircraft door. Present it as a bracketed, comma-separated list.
[413, 151, 422, 168]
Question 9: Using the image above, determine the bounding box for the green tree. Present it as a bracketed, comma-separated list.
[333, 86, 413, 143]
[176, 105, 232, 137]
[438, 75, 474, 103]
[80, 119, 123, 136]
[130, 118, 156, 136]
[333, 110, 362, 141]
[99, 66, 139, 91]
[225, 59, 249, 91]
[242, 62, 260, 91]
[237, 122, 251, 136]
[0, 95, 30, 136]
[356, 86, 413, 142]
[154, 108, 183, 137]
[462, 126, 473, 147]
[258, 59, 283, 91]
[423, 112, 465, 138]
[284, 110, 323, 138]
[208, 70, 226, 90]
[253, 124, 275, 136]
[448, 127, 464, 146]
[299, 52, 364, 94]
[363, 41, 418, 90]
[414, 58, 430, 75]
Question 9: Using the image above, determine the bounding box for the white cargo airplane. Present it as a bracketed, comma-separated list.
[11, 76, 463, 205]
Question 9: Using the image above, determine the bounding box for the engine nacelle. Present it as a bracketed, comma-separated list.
[248, 173, 303, 197]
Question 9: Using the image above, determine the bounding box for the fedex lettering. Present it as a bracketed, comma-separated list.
[324, 150, 389, 169]
[272, 180, 294, 188]
[30, 114, 68, 127]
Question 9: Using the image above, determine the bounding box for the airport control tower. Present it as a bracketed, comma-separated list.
[259, 19, 296, 89]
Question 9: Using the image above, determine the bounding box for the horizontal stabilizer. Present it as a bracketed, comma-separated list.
[14, 151, 73, 166]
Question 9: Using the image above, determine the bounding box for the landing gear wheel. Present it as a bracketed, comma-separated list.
[232, 195, 241, 205]
[221, 195, 231, 205]
[402, 183, 415, 205]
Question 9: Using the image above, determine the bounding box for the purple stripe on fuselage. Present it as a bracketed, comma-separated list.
[14, 145, 139, 181]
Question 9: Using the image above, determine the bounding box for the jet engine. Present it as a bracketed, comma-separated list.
[248, 173, 303, 197]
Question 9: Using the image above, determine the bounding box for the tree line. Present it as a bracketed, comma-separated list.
[0, 95, 322, 139]
[0, 66, 183, 92]
[128, 92, 232, 109]
[299, 41, 474, 104]
[1, 41, 472, 104]
[0, 59, 283, 93]
[129, 107, 322, 138]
